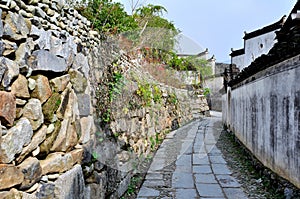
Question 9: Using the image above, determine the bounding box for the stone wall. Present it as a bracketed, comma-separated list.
[222, 55, 300, 189]
[0, 0, 209, 198]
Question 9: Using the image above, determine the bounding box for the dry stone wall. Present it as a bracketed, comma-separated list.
[0, 0, 209, 198]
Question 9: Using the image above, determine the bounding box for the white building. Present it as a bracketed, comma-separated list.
[231, 16, 286, 70]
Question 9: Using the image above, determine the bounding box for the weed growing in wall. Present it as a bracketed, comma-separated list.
[109, 71, 125, 102]
[167, 92, 178, 106]
[152, 85, 162, 104]
[136, 82, 152, 107]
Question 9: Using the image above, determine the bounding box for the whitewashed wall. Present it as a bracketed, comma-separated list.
[244, 31, 277, 67]
[223, 55, 300, 189]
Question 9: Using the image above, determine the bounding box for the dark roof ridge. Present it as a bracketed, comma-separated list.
[230, 48, 245, 57]
[243, 15, 286, 40]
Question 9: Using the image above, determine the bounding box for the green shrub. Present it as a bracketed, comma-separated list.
[136, 82, 152, 107]
[152, 85, 162, 104]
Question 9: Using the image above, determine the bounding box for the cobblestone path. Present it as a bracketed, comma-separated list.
[137, 111, 248, 199]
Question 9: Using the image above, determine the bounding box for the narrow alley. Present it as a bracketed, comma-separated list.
[137, 112, 248, 199]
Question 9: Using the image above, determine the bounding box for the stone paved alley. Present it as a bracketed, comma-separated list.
[137, 112, 248, 199]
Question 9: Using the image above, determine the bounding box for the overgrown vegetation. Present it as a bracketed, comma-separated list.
[166, 52, 212, 77]
[136, 82, 153, 107]
[135, 82, 164, 107]
[77, 0, 138, 34]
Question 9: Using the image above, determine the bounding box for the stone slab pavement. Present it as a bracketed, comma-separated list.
[137, 111, 248, 199]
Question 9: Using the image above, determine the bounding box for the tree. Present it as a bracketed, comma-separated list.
[77, 0, 138, 34]
[127, 0, 148, 14]
[132, 4, 179, 53]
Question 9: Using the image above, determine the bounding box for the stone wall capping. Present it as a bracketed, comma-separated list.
[8, 0, 16, 9]
[24, 5, 35, 13]
[0, 3, 8, 10]
[17, 0, 26, 10]
[38, 2, 49, 10]
[19, 9, 33, 18]
[41, 0, 50, 4]
[50, 2, 58, 11]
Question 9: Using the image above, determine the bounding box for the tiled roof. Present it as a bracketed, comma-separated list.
[230, 48, 245, 57]
[243, 16, 286, 40]
[228, 1, 300, 87]
[177, 48, 209, 57]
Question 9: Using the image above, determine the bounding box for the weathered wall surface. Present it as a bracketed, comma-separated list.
[223, 55, 300, 188]
[205, 63, 228, 111]
[232, 53, 244, 70]
[244, 31, 277, 68]
[205, 76, 223, 111]
[0, 0, 209, 198]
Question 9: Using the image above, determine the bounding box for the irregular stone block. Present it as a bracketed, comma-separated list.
[73, 53, 89, 78]
[0, 164, 24, 190]
[50, 117, 78, 152]
[31, 75, 52, 104]
[17, 125, 47, 163]
[28, 78, 36, 90]
[49, 74, 70, 93]
[0, 9, 3, 37]
[23, 98, 44, 130]
[11, 74, 30, 99]
[3, 11, 30, 41]
[39, 120, 61, 155]
[35, 7, 46, 18]
[42, 92, 61, 123]
[27, 50, 67, 73]
[0, 118, 33, 163]
[77, 93, 90, 116]
[0, 60, 6, 82]
[56, 86, 79, 120]
[54, 165, 85, 199]
[35, 182, 55, 199]
[36, 30, 52, 50]
[0, 57, 19, 88]
[0, 91, 16, 126]
[29, 24, 42, 39]
[2, 39, 17, 56]
[15, 39, 35, 65]
[79, 116, 94, 144]
[69, 69, 87, 93]
[17, 157, 42, 190]
[70, 149, 84, 165]
[0, 188, 38, 199]
[40, 152, 73, 175]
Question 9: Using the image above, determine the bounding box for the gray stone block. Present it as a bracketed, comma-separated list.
[29, 50, 67, 73]
[54, 164, 85, 199]
[216, 175, 241, 188]
[77, 94, 90, 116]
[172, 172, 194, 188]
[211, 164, 232, 175]
[176, 189, 198, 198]
[195, 173, 218, 184]
[209, 156, 226, 164]
[196, 183, 224, 197]
[193, 154, 209, 165]
[137, 187, 160, 197]
[193, 165, 212, 174]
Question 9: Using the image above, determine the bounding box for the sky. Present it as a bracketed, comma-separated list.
[114, 0, 297, 63]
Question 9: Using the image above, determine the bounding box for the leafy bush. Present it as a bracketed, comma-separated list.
[152, 85, 162, 104]
[136, 82, 152, 107]
[77, 0, 138, 33]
